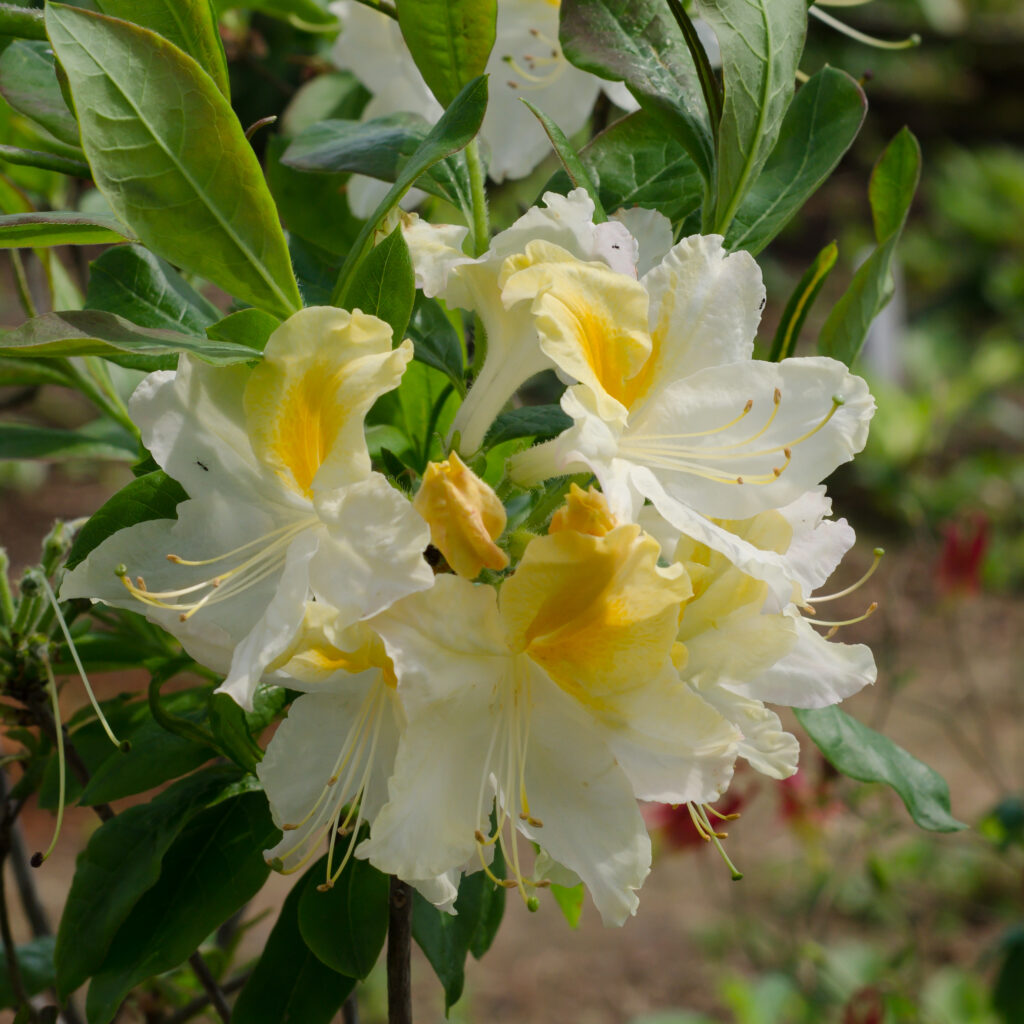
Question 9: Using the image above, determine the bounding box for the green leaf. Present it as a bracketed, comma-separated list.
[297, 851, 389, 979]
[0, 310, 260, 371]
[0, 143, 90, 179]
[550, 882, 584, 929]
[54, 764, 245, 998]
[205, 308, 281, 352]
[0, 211, 130, 247]
[330, 75, 487, 307]
[0, 356, 72, 389]
[407, 293, 464, 393]
[521, 100, 605, 222]
[0, 421, 136, 461]
[0, 40, 81, 147]
[726, 67, 866, 255]
[0, 5, 47, 41]
[484, 405, 571, 448]
[579, 110, 702, 228]
[767, 241, 837, 361]
[794, 706, 966, 832]
[560, 0, 713, 185]
[346, 225, 415, 344]
[90, 0, 231, 99]
[46, 2, 302, 318]
[85, 244, 220, 334]
[283, 113, 472, 210]
[0, 937, 56, 1010]
[85, 792, 277, 1024]
[397, 0, 496, 108]
[64, 470, 188, 571]
[693, 0, 807, 233]
[232, 863, 355, 1024]
[993, 925, 1024, 1023]
[266, 135, 361, 258]
[207, 692, 265, 771]
[818, 128, 921, 366]
[413, 860, 506, 1011]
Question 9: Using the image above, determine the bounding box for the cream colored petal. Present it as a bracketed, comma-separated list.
[697, 687, 799, 780]
[245, 307, 412, 497]
[611, 207, 674, 276]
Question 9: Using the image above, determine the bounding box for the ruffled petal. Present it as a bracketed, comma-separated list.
[611, 207, 674, 276]
[774, 488, 856, 601]
[696, 687, 799, 780]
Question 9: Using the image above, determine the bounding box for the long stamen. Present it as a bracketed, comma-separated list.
[38, 574, 126, 751]
[33, 657, 66, 866]
[694, 804, 743, 880]
[807, 601, 878, 631]
[627, 399, 756, 444]
[812, 548, 885, 603]
[810, 5, 921, 49]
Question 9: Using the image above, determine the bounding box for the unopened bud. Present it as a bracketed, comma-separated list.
[548, 484, 616, 538]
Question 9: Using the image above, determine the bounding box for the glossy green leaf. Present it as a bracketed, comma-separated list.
[85, 244, 220, 334]
[818, 128, 921, 366]
[0, 937, 56, 1010]
[522, 99, 605, 221]
[205, 308, 281, 352]
[54, 765, 245, 998]
[550, 882, 585, 929]
[280, 71, 369, 138]
[346, 225, 415, 344]
[283, 113, 471, 210]
[207, 692, 265, 771]
[484, 405, 571, 448]
[0, 421, 136, 461]
[330, 75, 488, 307]
[297, 852, 389, 979]
[413, 859, 505, 1011]
[397, 0, 496, 108]
[407, 293, 464, 393]
[0, 356, 71, 389]
[64, 470, 187, 571]
[90, 0, 230, 98]
[694, 0, 807, 233]
[727, 67, 866, 255]
[85, 792, 276, 1024]
[560, 0, 713, 184]
[795, 706, 966, 832]
[0, 211, 129, 247]
[768, 241, 837, 361]
[0, 40, 81, 147]
[233, 861, 356, 1024]
[580, 110, 702, 228]
[46, 2, 302, 318]
[0, 310, 260, 371]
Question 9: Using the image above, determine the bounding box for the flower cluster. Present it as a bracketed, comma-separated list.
[62, 191, 877, 924]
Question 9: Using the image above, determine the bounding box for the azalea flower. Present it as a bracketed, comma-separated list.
[505, 232, 876, 599]
[358, 486, 738, 924]
[61, 307, 434, 709]
[646, 487, 877, 782]
[405, 188, 639, 453]
[329, 0, 637, 216]
[258, 607, 458, 907]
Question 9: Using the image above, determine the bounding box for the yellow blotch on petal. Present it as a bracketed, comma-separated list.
[548, 483, 617, 538]
[413, 451, 509, 579]
[269, 605, 397, 689]
[501, 515, 691, 709]
[245, 306, 411, 498]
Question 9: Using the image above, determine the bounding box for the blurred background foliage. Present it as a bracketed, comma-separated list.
[0, 0, 1021, 1021]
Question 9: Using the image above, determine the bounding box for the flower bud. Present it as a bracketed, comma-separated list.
[414, 451, 508, 579]
[548, 484, 617, 538]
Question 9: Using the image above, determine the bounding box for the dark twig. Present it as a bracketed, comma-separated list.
[9, 815, 51, 937]
[0, 770, 38, 1021]
[343, 991, 361, 1024]
[162, 972, 249, 1024]
[387, 878, 413, 1024]
[182, 953, 231, 1024]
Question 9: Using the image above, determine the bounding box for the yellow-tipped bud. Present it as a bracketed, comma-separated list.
[414, 451, 509, 579]
[547, 484, 617, 538]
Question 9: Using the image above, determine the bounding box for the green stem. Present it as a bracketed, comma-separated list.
[465, 139, 489, 258]
[349, 0, 398, 17]
[10, 250, 37, 319]
[63, 360, 138, 436]
[665, 0, 722, 146]
[148, 673, 219, 752]
[0, 552, 15, 636]
[0, 3, 46, 41]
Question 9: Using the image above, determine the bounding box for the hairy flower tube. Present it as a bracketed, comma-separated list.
[358, 488, 740, 924]
[503, 232, 876, 600]
[61, 307, 434, 709]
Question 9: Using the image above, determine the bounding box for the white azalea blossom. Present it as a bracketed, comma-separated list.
[646, 488, 877, 780]
[405, 188, 638, 453]
[61, 307, 433, 710]
[359, 494, 739, 924]
[504, 231, 876, 600]
[330, 0, 639, 216]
